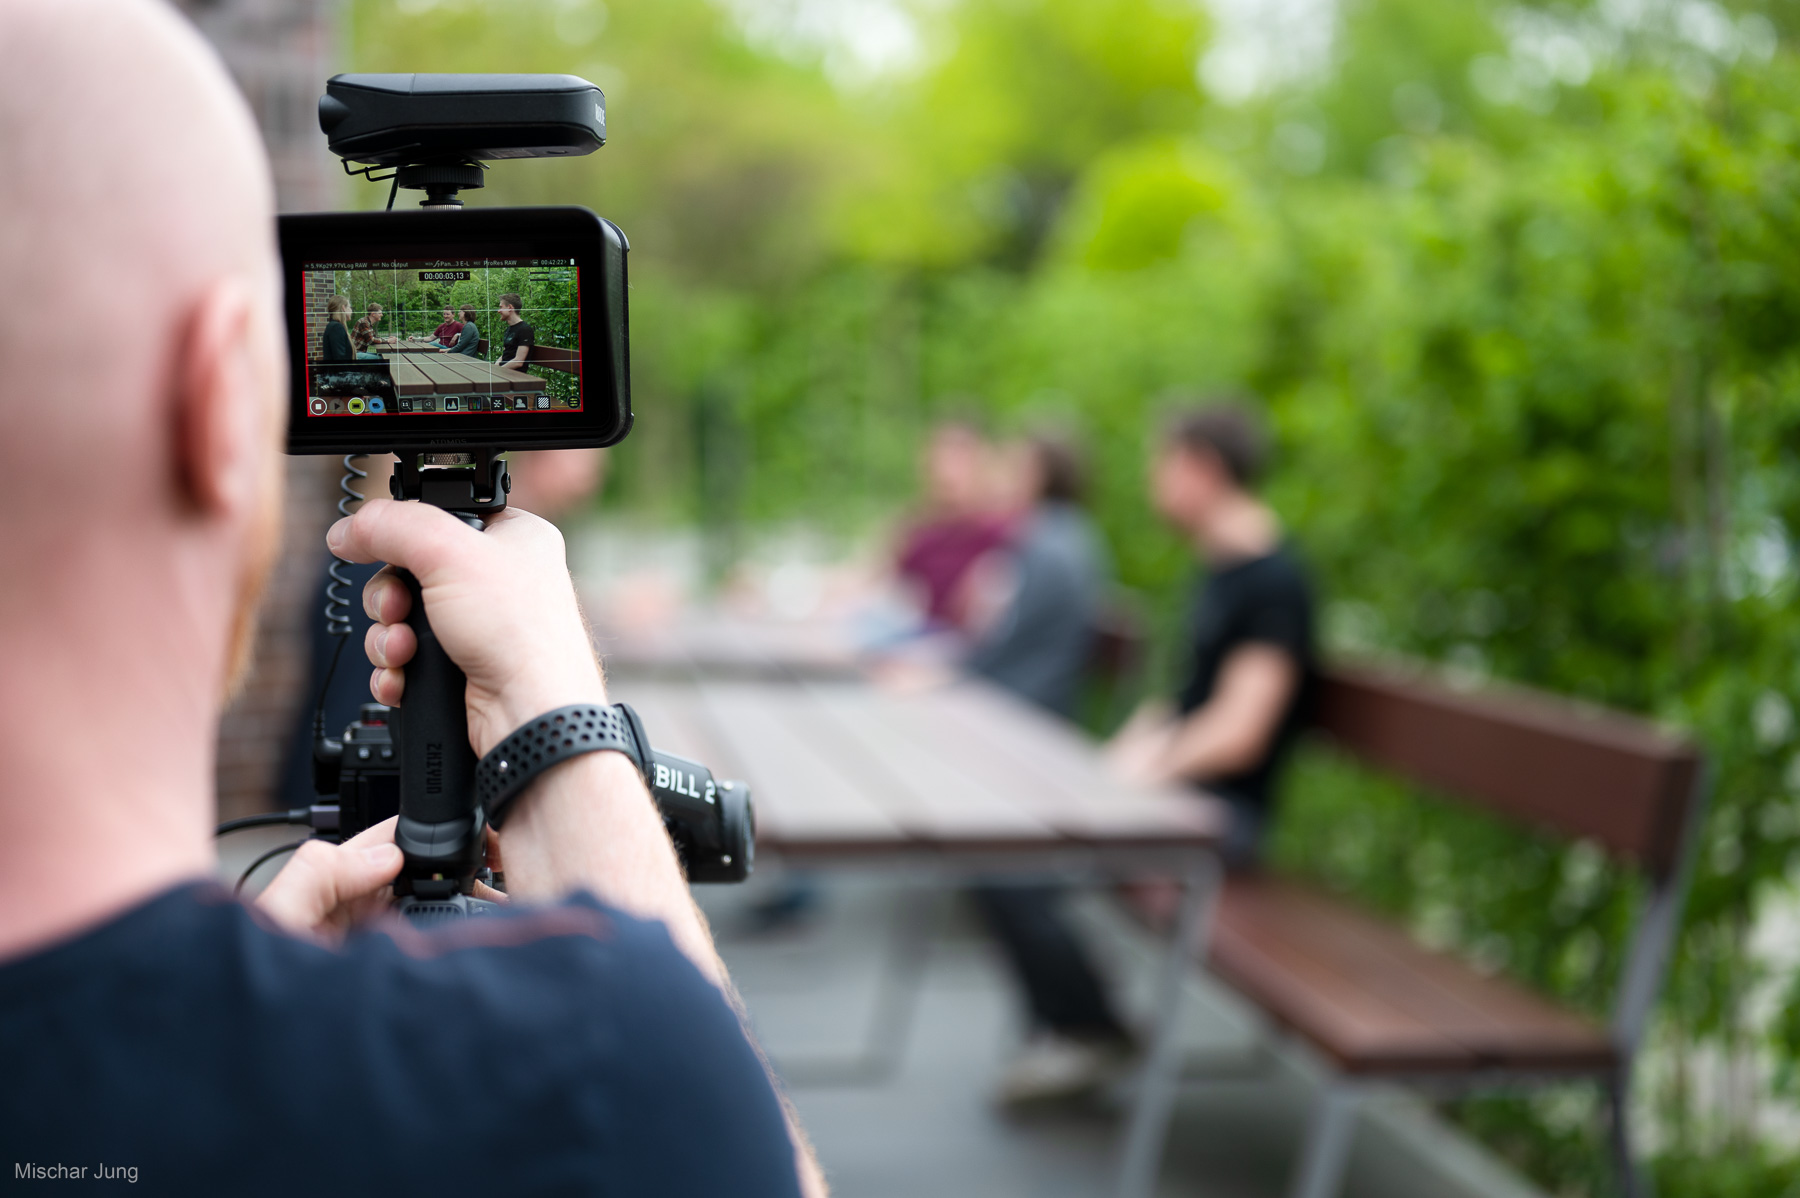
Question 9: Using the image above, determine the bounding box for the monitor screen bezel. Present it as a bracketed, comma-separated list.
[281, 206, 630, 455]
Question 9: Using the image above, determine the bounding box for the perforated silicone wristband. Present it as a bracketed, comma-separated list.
[476, 704, 646, 829]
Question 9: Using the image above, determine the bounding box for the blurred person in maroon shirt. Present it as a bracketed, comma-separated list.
[894, 418, 1015, 633]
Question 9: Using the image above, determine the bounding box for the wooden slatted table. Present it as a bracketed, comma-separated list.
[603, 651, 1226, 1198]
[377, 352, 553, 413]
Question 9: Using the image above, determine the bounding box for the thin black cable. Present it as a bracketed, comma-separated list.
[311, 635, 350, 742]
[216, 811, 309, 837]
[235, 839, 309, 896]
[385, 174, 399, 211]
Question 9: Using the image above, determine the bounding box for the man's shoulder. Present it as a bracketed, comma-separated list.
[1234, 546, 1314, 599]
[1, 882, 700, 1013]
[0, 884, 801, 1194]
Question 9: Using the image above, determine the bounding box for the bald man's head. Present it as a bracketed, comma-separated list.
[0, 0, 277, 444]
[0, 0, 286, 690]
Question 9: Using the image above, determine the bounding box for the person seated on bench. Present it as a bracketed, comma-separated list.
[895, 418, 1014, 634]
[962, 431, 1106, 717]
[1110, 401, 1317, 866]
[498, 292, 535, 370]
[748, 418, 1014, 934]
[350, 316, 383, 361]
[443, 305, 481, 356]
[981, 400, 1317, 1107]
[318, 295, 354, 362]
[429, 305, 463, 347]
[959, 431, 1128, 1101]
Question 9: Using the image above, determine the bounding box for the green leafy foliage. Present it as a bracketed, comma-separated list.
[349, 1, 1800, 1190]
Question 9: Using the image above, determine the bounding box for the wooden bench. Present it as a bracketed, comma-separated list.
[474, 339, 580, 375]
[1147, 662, 1706, 1198]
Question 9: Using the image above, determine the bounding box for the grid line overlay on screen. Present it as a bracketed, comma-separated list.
[302, 258, 583, 417]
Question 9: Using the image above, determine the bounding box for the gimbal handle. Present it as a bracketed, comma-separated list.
[390, 562, 484, 897]
[388, 450, 508, 901]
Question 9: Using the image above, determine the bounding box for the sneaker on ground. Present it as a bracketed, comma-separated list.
[995, 1032, 1134, 1108]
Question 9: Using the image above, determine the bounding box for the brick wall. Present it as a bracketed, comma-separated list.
[303, 271, 337, 362]
[172, 0, 344, 820]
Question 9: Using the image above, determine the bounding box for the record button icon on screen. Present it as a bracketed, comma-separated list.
[309, 397, 326, 415]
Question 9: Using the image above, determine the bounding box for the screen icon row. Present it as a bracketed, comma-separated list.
[309, 394, 582, 415]
[309, 396, 384, 415]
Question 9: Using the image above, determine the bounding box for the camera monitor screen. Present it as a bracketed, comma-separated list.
[281, 208, 629, 454]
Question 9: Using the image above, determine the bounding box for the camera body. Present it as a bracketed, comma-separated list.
[314, 704, 755, 884]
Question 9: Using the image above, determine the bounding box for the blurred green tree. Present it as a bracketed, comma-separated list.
[347, 2, 1800, 1191]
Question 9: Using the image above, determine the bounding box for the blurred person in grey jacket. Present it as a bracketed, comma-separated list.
[961, 433, 1137, 1105]
[962, 434, 1107, 719]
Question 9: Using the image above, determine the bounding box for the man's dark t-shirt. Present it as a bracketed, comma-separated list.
[0, 884, 802, 1196]
[501, 320, 536, 367]
[1175, 545, 1317, 810]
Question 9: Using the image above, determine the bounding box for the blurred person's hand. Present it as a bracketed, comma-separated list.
[867, 655, 957, 694]
[329, 500, 607, 759]
[254, 818, 403, 944]
[1105, 700, 1176, 787]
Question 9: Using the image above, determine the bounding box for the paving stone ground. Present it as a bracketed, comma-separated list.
[697, 870, 1554, 1198]
[217, 834, 1553, 1198]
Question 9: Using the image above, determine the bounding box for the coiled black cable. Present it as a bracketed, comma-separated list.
[323, 454, 369, 638]
[312, 454, 371, 749]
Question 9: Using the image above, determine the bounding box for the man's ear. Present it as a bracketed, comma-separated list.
[172, 280, 262, 517]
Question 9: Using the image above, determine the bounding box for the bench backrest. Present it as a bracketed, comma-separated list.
[526, 343, 580, 375]
[473, 340, 578, 374]
[1314, 663, 1702, 880]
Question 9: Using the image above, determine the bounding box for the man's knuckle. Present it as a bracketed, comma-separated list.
[293, 840, 333, 868]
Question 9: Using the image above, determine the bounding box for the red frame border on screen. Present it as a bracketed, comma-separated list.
[280, 207, 630, 455]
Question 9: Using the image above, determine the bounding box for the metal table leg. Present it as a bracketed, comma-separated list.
[775, 882, 938, 1087]
[1115, 853, 1221, 1198]
[1288, 1083, 1359, 1198]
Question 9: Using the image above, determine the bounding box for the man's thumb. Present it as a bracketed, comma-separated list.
[355, 843, 405, 885]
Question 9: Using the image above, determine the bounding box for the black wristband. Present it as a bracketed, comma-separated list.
[476, 703, 647, 829]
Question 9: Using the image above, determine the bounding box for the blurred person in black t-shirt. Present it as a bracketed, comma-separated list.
[498, 292, 535, 369]
[985, 400, 1316, 1108]
[1109, 402, 1316, 865]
